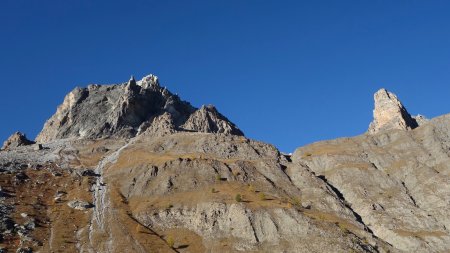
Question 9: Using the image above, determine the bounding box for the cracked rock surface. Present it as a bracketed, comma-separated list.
[1, 132, 34, 151]
[36, 74, 243, 143]
[368, 88, 427, 134]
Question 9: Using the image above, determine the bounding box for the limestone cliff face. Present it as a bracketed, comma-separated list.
[35, 74, 243, 143]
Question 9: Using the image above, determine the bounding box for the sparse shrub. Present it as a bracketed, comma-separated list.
[215, 174, 221, 181]
[291, 197, 301, 206]
[248, 184, 254, 192]
[211, 188, 215, 193]
[167, 235, 175, 248]
[336, 222, 349, 233]
[259, 192, 266, 201]
[135, 224, 146, 233]
[166, 203, 173, 210]
[235, 194, 242, 202]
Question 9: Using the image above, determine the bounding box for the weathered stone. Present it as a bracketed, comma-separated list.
[33, 144, 43, 151]
[24, 220, 35, 230]
[413, 114, 429, 126]
[35, 74, 243, 143]
[67, 200, 93, 210]
[294, 113, 450, 252]
[79, 169, 98, 177]
[368, 88, 420, 134]
[16, 247, 32, 253]
[181, 105, 244, 135]
[1, 132, 34, 150]
[138, 112, 177, 136]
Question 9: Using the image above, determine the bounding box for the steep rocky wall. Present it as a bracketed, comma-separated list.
[36, 75, 243, 143]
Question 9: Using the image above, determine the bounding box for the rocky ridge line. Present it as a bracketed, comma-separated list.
[35, 74, 243, 143]
[1, 132, 35, 151]
[1, 77, 448, 253]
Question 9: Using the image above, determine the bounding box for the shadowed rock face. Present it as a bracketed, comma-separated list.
[35, 74, 243, 143]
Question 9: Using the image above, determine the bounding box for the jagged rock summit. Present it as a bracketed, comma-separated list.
[35, 74, 243, 143]
[1, 132, 34, 150]
[368, 88, 427, 134]
[181, 104, 244, 136]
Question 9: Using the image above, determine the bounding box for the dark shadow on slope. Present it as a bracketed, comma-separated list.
[317, 175, 374, 234]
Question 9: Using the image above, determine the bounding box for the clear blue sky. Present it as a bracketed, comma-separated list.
[1, 0, 450, 152]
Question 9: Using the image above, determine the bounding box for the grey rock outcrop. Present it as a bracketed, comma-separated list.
[35, 74, 243, 143]
[294, 113, 450, 252]
[413, 114, 429, 126]
[138, 112, 176, 136]
[1, 132, 34, 150]
[67, 200, 93, 210]
[368, 88, 421, 134]
[181, 105, 244, 135]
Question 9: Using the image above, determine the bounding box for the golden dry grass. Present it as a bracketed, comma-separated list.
[0, 165, 93, 252]
[394, 229, 447, 238]
[128, 181, 294, 214]
[303, 209, 366, 238]
[70, 139, 127, 169]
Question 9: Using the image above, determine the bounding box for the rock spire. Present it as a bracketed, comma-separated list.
[368, 88, 427, 134]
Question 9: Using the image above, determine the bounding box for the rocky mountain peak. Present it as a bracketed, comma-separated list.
[368, 88, 427, 134]
[1, 75, 450, 253]
[136, 74, 160, 89]
[181, 104, 244, 135]
[35, 74, 243, 143]
[1, 132, 34, 150]
[128, 75, 136, 85]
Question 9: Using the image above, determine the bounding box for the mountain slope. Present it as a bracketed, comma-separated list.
[0, 77, 448, 253]
[294, 113, 450, 252]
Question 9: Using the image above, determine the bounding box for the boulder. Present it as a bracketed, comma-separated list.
[67, 200, 93, 210]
